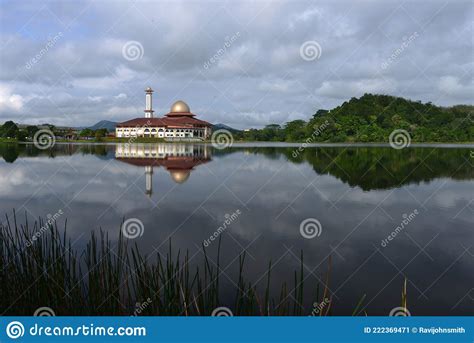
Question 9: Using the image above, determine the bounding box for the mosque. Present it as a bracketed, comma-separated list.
[115, 87, 212, 140]
[115, 143, 211, 196]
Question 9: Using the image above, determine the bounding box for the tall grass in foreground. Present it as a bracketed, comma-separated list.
[1, 212, 336, 316]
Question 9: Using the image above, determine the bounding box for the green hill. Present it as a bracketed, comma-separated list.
[237, 94, 473, 142]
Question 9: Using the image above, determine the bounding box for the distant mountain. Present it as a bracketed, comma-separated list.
[212, 123, 240, 132]
[88, 120, 117, 132]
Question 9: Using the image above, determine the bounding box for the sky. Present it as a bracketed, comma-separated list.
[0, 0, 472, 129]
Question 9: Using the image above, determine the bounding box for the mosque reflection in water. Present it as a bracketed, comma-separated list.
[115, 143, 211, 196]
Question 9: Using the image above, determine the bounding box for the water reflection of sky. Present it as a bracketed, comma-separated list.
[0, 144, 473, 315]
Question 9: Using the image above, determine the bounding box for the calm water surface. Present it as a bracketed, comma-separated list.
[1, 143, 473, 315]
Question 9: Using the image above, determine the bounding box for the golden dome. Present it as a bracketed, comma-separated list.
[170, 100, 190, 113]
[169, 170, 190, 184]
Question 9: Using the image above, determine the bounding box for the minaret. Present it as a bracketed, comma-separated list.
[144, 87, 154, 118]
[145, 166, 153, 197]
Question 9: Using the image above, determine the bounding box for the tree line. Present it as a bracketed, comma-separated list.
[0, 121, 108, 141]
[233, 94, 473, 142]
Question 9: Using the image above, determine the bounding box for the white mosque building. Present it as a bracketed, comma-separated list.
[115, 87, 212, 140]
[115, 143, 211, 196]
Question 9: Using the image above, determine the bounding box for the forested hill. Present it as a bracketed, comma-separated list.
[236, 94, 473, 142]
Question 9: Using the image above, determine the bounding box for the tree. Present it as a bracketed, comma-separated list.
[79, 128, 93, 138]
[0, 121, 19, 138]
[15, 130, 28, 142]
[284, 120, 307, 141]
[26, 125, 39, 138]
[95, 130, 106, 141]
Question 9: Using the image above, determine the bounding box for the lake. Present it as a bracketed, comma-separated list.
[1, 142, 473, 315]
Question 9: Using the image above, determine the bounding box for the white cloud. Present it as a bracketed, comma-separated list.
[316, 79, 398, 99]
[0, 84, 24, 112]
[0, 0, 471, 128]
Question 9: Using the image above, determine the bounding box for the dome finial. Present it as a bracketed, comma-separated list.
[170, 100, 190, 113]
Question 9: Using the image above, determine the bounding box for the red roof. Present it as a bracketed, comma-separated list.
[165, 112, 195, 118]
[116, 115, 211, 128]
[116, 156, 211, 169]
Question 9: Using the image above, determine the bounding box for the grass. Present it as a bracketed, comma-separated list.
[1, 212, 337, 316]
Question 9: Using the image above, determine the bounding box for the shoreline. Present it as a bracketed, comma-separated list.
[2, 140, 473, 148]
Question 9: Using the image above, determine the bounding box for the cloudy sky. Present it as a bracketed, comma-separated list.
[0, 0, 472, 129]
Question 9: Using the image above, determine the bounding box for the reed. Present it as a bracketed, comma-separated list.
[1, 212, 336, 316]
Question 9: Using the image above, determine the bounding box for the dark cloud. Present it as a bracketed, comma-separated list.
[0, 0, 472, 128]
